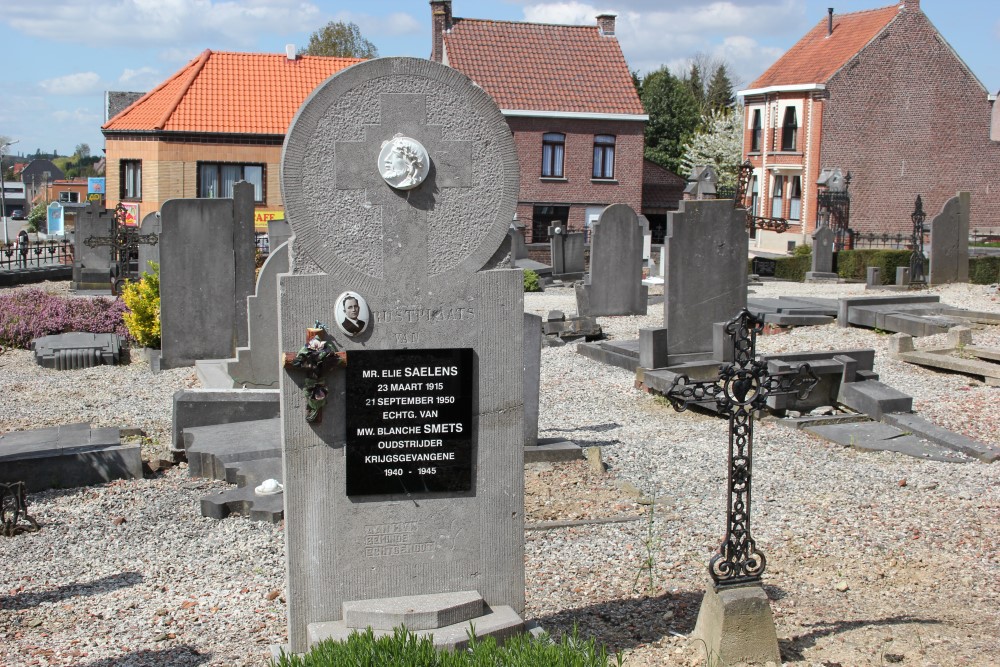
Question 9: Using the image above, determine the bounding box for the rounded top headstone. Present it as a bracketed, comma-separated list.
[281, 57, 519, 296]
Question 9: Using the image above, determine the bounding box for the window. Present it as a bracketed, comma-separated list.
[781, 107, 797, 151]
[789, 176, 802, 220]
[750, 176, 759, 216]
[592, 135, 615, 179]
[121, 160, 142, 200]
[541, 133, 565, 178]
[58, 191, 80, 203]
[750, 109, 762, 152]
[771, 175, 784, 218]
[531, 205, 569, 243]
[198, 163, 265, 202]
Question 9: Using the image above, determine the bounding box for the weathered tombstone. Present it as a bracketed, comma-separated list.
[866, 266, 881, 288]
[928, 191, 970, 285]
[549, 225, 585, 279]
[896, 266, 911, 286]
[268, 218, 292, 252]
[508, 223, 528, 261]
[641, 199, 747, 369]
[225, 242, 290, 388]
[138, 211, 161, 276]
[71, 201, 114, 291]
[159, 182, 256, 369]
[805, 224, 837, 281]
[278, 58, 524, 653]
[684, 165, 718, 199]
[575, 204, 647, 317]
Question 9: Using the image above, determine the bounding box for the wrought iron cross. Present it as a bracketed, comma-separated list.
[665, 309, 817, 587]
[909, 195, 927, 285]
[84, 202, 159, 289]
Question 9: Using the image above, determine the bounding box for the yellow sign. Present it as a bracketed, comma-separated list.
[87, 193, 103, 203]
[254, 210, 285, 230]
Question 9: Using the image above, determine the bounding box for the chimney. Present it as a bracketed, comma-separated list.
[901, 0, 919, 10]
[430, 1, 453, 63]
[285, 44, 296, 61]
[596, 13, 616, 37]
[827, 8, 833, 37]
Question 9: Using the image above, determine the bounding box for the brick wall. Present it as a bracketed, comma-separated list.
[820, 9, 1000, 234]
[507, 116, 644, 241]
[104, 136, 284, 217]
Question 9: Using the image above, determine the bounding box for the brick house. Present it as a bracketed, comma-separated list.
[429, 1, 650, 243]
[102, 50, 361, 225]
[739, 0, 1000, 253]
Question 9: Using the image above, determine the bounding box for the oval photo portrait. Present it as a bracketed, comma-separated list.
[335, 292, 370, 337]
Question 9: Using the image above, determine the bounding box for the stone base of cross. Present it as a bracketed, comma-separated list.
[664, 308, 817, 665]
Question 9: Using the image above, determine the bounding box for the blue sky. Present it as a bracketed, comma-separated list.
[2, 0, 997, 159]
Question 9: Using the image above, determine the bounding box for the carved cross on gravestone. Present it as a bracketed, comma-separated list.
[665, 309, 817, 587]
[334, 94, 472, 290]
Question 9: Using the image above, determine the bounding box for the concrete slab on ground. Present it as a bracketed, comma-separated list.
[804, 421, 971, 463]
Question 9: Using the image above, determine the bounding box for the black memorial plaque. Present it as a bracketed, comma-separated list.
[346, 348, 474, 496]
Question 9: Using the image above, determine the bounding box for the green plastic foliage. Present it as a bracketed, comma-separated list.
[121, 261, 161, 349]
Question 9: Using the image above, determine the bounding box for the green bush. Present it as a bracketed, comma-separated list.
[969, 256, 1000, 284]
[121, 262, 161, 348]
[773, 255, 810, 282]
[836, 249, 911, 284]
[272, 626, 621, 667]
[792, 243, 812, 258]
[523, 269, 542, 292]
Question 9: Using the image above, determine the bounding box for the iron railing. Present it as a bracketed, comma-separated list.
[0, 239, 75, 271]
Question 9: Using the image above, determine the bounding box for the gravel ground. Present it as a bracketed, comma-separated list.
[1, 279, 999, 666]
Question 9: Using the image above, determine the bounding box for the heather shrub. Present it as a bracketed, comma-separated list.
[0, 288, 130, 349]
[121, 262, 161, 349]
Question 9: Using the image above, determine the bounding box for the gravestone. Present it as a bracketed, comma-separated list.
[278, 58, 524, 653]
[138, 211, 161, 276]
[641, 199, 747, 369]
[806, 224, 837, 281]
[508, 223, 528, 261]
[268, 218, 292, 252]
[549, 225, 585, 279]
[71, 201, 114, 291]
[225, 241, 290, 388]
[928, 191, 970, 285]
[575, 205, 647, 317]
[159, 182, 256, 369]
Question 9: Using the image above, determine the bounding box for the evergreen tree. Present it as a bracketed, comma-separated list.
[685, 63, 705, 110]
[706, 64, 735, 113]
[640, 67, 703, 174]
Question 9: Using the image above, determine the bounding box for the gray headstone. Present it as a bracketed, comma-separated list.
[71, 201, 114, 291]
[507, 224, 528, 261]
[811, 224, 835, 274]
[576, 204, 647, 316]
[928, 191, 970, 286]
[268, 218, 292, 252]
[279, 57, 523, 653]
[866, 266, 881, 287]
[138, 211, 161, 277]
[225, 241, 291, 388]
[159, 183, 256, 369]
[523, 313, 542, 447]
[549, 227, 585, 277]
[641, 200, 747, 367]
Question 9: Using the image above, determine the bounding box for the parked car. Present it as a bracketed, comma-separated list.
[11, 209, 24, 219]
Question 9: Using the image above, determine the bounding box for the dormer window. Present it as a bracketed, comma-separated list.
[781, 107, 798, 152]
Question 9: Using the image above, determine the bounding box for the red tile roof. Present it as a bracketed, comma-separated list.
[749, 5, 901, 89]
[103, 50, 363, 135]
[443, 18, 645, 116]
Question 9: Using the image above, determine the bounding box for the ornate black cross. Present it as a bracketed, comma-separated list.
[84, 202, 158, 292]
[665, 309, 817, 587]
[1, 482, 40, 537]
[909, 195, 927, 285]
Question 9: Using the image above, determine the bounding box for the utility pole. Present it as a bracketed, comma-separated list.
[0, 139, 19, 245]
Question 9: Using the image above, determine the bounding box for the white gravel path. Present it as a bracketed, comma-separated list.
[1, 279, 999, 666]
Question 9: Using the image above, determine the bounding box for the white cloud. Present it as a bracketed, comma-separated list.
[39, 72, 103, 96]
[327, 10, 422, 38]
[52, 108, 103, 125]
[6, 0, 322, 49]
[118, 67, 160, 89]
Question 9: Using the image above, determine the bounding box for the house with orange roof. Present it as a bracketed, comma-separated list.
[102, 49, 362, 225]
[430, 1, 650, 243]
[739, 0, 1000, 253]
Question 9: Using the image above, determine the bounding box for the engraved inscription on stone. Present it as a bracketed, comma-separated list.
[378, 135, 430, 191]
[363, 521, 433, 558]
[346, 348, 473, 496]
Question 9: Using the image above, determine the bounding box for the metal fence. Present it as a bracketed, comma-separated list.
[850, 231, 929, 250]
[0, 239, 75, 271]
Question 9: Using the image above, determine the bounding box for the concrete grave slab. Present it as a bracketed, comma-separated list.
[0, 423, 142, 490]
[804, 422, 971, 463]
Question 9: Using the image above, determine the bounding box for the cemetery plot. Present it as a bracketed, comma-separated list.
[346, 348, 473, 495]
